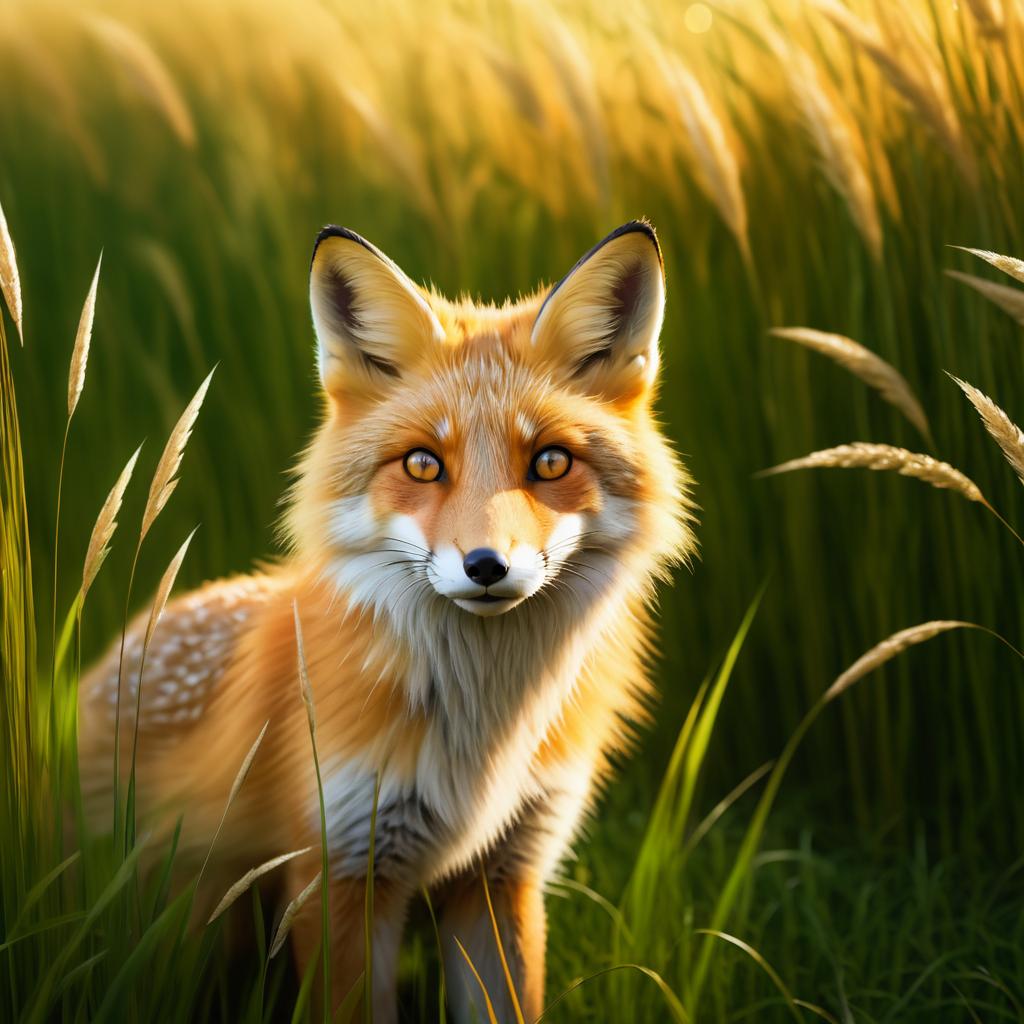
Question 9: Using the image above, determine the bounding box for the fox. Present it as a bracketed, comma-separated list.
[78, 219, 695, 1021]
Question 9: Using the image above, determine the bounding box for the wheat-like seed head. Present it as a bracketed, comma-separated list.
[952, 246, 1024, 286]
[269, 871, 322, 959]
[813, 0, 974, 183]
[771, 328, 930, 441]
[68, 252, 102, 420]
[0, 197, 23, 345]
[751, 16, 882, 259]
[759, 442, 986, 504]
[826, 621, 974, 701]
[659, 52, 749, 262]
[80, 443, 143, 601]
[949, 374, 1024, 486]
[143, 526, 198, 651]
[945, 269, 1024, 325]
[225, 720, 269, 812]
[140, 367, 215, 543]
[82, 15, 196, 146]
[207, 847, 313, 925]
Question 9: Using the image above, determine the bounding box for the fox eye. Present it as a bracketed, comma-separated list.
[403, 448, 443, 482]
[530, 446, 572, 481]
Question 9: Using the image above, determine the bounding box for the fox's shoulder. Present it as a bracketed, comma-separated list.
[81, 573, 282, 733]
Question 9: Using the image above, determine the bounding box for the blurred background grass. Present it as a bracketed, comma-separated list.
[4, 0, 1024, 1018]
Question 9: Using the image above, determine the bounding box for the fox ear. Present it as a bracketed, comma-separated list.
[531, 221, 665, 403]
[309, 226, 445, 399]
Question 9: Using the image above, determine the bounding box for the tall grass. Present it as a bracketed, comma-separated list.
[3, 0, 1023, 847]
[2, 0, 1024, 1018]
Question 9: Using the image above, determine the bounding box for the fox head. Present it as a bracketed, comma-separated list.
[288, 222, 694, 626]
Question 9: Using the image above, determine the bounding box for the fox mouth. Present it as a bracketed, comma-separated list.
[451, 592, 528, 616]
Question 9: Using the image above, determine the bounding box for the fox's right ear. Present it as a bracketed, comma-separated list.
[309, 227, 445, 400]
[531, 221, 665, 404]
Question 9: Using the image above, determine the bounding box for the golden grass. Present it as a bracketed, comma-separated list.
[0, 197, 22, 345]
[950, 375, 1024, 487]
[142, 527, 197, 650]
[659, 52, 749, 263]
[770, 328, 930, 441]
[197, 720, 270, 886]
[813, 0, 975, 183]
[954, 246, 1024, 285]
[3, 0, 1019, 258]
[80, 444, 142, 601]
[207, 847, 313, 924]
[945, 270, 1024, 325]
[825, 621, 973, 700]
[759, 443, 986, 504]
[269, 871, 322, 960]
[140, 368, 215, 544]
[67, 253, 101, 420]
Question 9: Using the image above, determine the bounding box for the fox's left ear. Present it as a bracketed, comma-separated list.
[309, 226, 445, 400]
[531, 221, 665, 403]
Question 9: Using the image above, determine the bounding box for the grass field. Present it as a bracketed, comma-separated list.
[3, 0, 1024, 1019]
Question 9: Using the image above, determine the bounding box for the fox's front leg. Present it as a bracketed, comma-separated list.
[439, 869, 547, 1023]
[287, 864, 409, 1024]
[440, 767, 597, 1023]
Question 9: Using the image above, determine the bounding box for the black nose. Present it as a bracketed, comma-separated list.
[463, 548, 509, 588]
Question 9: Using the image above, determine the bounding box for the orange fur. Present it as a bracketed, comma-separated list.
[79, 220, 695, 1021]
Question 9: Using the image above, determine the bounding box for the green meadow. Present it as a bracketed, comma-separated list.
[3, 0, 1024, 1019]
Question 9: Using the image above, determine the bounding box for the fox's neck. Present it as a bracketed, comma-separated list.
[397, 573, 623, 759]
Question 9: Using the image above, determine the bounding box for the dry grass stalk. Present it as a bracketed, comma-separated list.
[771, 327, 930, 440]
[196, 720, 271, 886]
[80, 444, 142, 601]
[207, 847, 313, 924]
[140, 368, 215, 543]
[949, 375, 1024, 486]
[143, 527, 198, 650]
[0, 197, 23, 344]
[226, 720, 269, 811]
[293, 601, 316, 735]
[269, 871, 322, 959]
[82, 14, 196, 146]
[952, 246, 1024, 286]
[68, 252, 102, 419]
[661, 54, 750, 263]
[813, 0, 973, 182]
[759, 442, 986, 504]
[752, 18, 882, 259]
[945, 269, 1024, 325]
[825, 621, 973, 700]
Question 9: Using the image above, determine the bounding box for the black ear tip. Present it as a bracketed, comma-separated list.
[607, 220, 662, 265]
[310, 225, 380, 271]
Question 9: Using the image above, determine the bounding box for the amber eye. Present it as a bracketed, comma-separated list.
[530, 446, 572, 481]
[403, 448, 443, 482]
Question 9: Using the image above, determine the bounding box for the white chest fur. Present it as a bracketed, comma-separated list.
[317, 589, 620, 884]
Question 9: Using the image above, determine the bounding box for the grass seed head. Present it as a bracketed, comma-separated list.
[80, 443, 142, 600]
[140, 367, 215, 543]
[207, 847, 313, 924]
[143, 527, 198, 651]
[0, 197, 23, 344]
[771, 328, 930, 441]
[759, 442, 985, 504]
[826, 621, 974, 700]
[951, 246, 1024, 286]
[946, 270, 1024, 325]
[68, 252, 102, 419]
[949, 374, 1024, 486]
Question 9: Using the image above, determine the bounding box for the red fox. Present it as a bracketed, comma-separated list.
[78, 220, 694, 1021]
